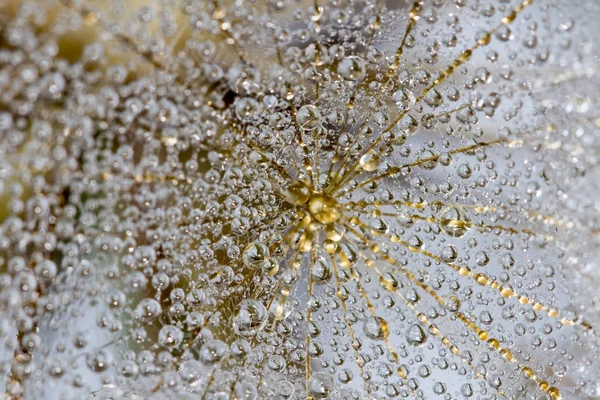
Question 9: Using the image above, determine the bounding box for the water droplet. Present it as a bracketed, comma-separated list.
[338, 56, 366, 80]
[159, 325, 184, 348]
[309, 195, 340, 224]
[393, 89, 416, 110]
[440, 206, 471, 237]
[461, 383, 474, 397]
[363, 316, 389, 340]
[433, 381, 446, 394]
[308, 372, 334, 398]
[457, 163, 472, 179]
[359, 151, 380, 172]
[406, 324, 427, 345]
[243, 242, 270, 267]
[440, 245, 457, 262]
[199, 340, 229, 364]
[297, 105, 321, 131]
[446, 296, 461, 312]
[235, 97, 261, 122]
[233, 299, 268, 336]
[281, 180, 311, 205]
[312, 257, 333, 284]
[87, 350, 113, 372]
[230, 339, 251, 359]
[134, 298, 163, 322]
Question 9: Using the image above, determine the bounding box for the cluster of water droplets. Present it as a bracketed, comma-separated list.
[0, 0, 599, 399]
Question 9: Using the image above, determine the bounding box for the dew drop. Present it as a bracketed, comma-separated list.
[235, 97, 261, 122]
[440, 206, 471, 238]
[134, 298, 163, 322]
[359, 151, 380, 172]
[363, 316, 389, 340]
[461, 383, 474, 397]
[308, 372, 334, 398]
[199, 339, 229, 364]
[457, 163, 472, 179]
[243, 242, 270, 268]
[233, 299, 268, 336]
[406, 324, 427, 345]
[281, 180, 311, 205]
[296, 105, 321, 131]
[338, 56, 366, 81]
[268, 291, 293, 322]
[312, 257, 333, 284]
[309, 195, 340, 224]
[158, 325, 184, 348]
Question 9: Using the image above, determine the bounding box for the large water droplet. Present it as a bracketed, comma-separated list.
[363, 316, 389, 340]
[199, 339, 229, 364]
[338, 56, 366, 81]
[406, 324, 427, 345]
[158, 325, 184, 348]
[297, 105, 321, 131]
[134, 298, 163, 322]
[235, 97, 261, 122]
[243, 242, 270, 268]
[308, 372, 334, 398]
[359, 151, 380, 172]
[312, 257, 333, 284]
[281, 180, 310, 205]
[440, 206, 471, 238]
[233, 299, 268, 336]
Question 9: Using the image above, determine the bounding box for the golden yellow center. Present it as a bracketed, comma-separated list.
[308, 195, 341, 224]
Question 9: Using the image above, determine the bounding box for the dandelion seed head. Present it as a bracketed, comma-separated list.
[0, 0, 599, 399]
